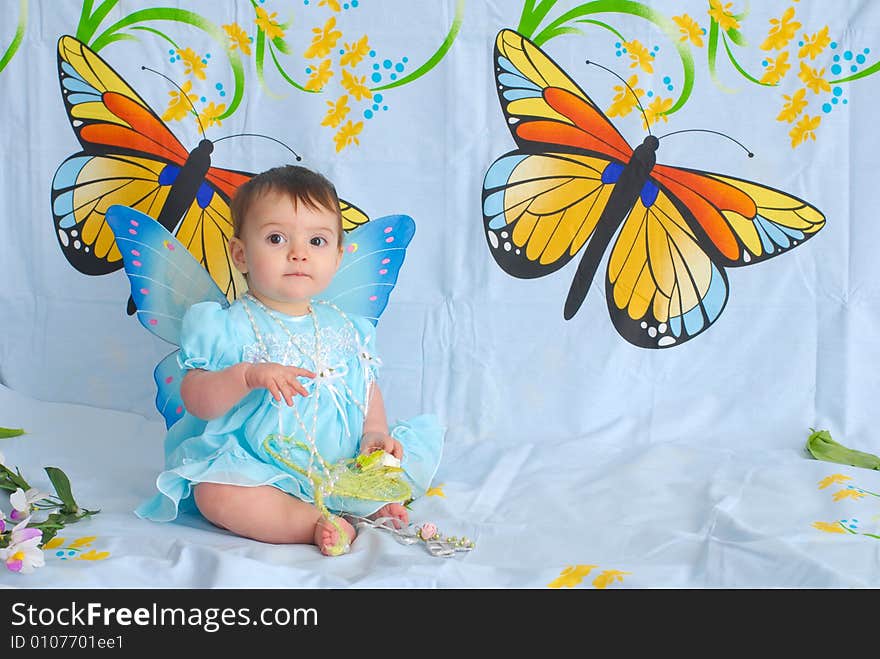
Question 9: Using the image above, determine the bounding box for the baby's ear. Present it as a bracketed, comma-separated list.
[229, 237, 248, 274]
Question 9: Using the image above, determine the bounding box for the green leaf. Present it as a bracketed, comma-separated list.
[45, 467, 79, 514]
[0, 464, 30, 491]
[806, 428, 880, 470]
[0, 427, 25, 438]
[726, 28, 747, 47]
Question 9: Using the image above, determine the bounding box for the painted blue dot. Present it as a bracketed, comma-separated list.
[169, 49, 175, 55]
[622, 48, 627, 53]
[215, 83, 223, 90]
[851, 64, 858, 72]
[864, 48, 870, 54]
[201, 59, 207, 65]
[169, 57, 175, 63]
[615, 41, 621, 48]
[663, 76, 670, 83]
[373, 94, 383, 102]
[206, 53, 211, 59]
[833, 54, 840, 62]
[831, 64, 842, 75]
[364, 109, 373, 119]
[666, 85, 673, 91]
[843, 98, 848, 104]
[395, 63, 404, 72]
[615, 50, 622, 57]
[653, 45, 659, 51]
[798, 41, 804, 47]
[844, 50, 853, 60]
[647, 90, 654, 97]
[650, 52, 655, 58]
[373, 63, 379, 70]
[830, 41, 837, 49]
[352, 0, 358, 6]
[343, 2, 349, 8]
[403, 57, 408, 63]
[762, 60, 768, 67]
[831, 97, 838, 105]
[372, 104, 378, 111]
[390, 73, 397, 80]
[339, 49, 345, 55]
[383, 105, 388, 111]
[383, 59, 392, 69]
[56, 551, 64, 557]
[219, 91, 226, 97]
[304, 0, 309, 4]
[822, 102, 832, 112]
[371, 72, 381, 83]
[200, 96, 206, 102]
[305, 67, 312, 74]
[369, 50, 376, 57]
[67, 551, 75, 556]
[833, 86, 843, 96]
[701, 28, 706, 35]
[857, 54, 865, 64]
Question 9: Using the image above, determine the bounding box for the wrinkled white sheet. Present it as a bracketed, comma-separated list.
[2, 383, 878, 588]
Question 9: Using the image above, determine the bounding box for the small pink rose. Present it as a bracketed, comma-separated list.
[419, 523, 437, 540]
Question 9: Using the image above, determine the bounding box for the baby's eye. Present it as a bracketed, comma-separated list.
[267, 233, 286, 245]
[310, 236, 328, 247]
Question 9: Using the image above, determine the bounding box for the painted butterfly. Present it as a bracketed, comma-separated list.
[482, 30, 825, 348]
[51, 35, 368, 307]
[106, 204, 415, 428]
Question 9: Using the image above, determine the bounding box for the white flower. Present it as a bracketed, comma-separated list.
[0, 517, 44, 573]
[9, 487, 50, 521]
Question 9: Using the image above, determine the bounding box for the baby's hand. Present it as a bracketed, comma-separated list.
[360, 431, 403, 460]
[243, 362, 315, 406]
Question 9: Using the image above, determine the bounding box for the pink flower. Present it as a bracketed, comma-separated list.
[0, 517, 45, 573]
[419, 522, 437, 540]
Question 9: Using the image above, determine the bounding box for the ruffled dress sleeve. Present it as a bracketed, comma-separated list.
[177, 301, 241, 371]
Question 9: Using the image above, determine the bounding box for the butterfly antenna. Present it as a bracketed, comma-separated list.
[141, 65, 206, 139]
[656, 129, 755, 158]
[213, 133, 302, 161]
[585, 59, 651, 136]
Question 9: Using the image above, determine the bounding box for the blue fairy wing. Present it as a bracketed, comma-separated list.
[153, 351, 186, 428]
[318, 214, 415, 325]
[106, 204, 228, 345]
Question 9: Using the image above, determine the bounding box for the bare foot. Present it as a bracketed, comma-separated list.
[314, 516, 356, 556]
[370, 502, 409, 529]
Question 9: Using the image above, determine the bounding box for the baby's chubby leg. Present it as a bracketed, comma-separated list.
[193, 483, 355, 554]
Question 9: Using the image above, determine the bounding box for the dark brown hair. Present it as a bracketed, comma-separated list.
[230, 165, 343, 247]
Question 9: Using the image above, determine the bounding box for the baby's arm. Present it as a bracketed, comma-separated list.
[359, 383, 403, 459]
[181, 362, 315, 420]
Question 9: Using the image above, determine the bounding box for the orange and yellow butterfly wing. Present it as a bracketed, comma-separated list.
[606, 167, 825, 347]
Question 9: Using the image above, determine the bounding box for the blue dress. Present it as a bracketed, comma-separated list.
[135, 298, 444, 521]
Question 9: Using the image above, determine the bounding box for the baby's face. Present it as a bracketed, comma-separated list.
[230, 190, 342, 315]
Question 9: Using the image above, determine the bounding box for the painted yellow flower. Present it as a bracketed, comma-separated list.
[255, 7, 285, 41]
[426, 484, 446, 497]
[223, 22, 252, 56]
[76, 549, 110, 561]
[306, 59, 334, 91]
[162, 80, 198, 122]
[623, 39, 653, 73]
[607, 74, 645, 118]
[42, 537, 64, 550]
[304, 16, 342, 59]
[673, 14, 704, 48]
[321, 95, 350, 128]
[341, 69, 372, 101]
[198, 102, 226, 129]
[319, 0, 341, 11]
[789, 113, 820, 147]
[761, 6, 801, 51]
[776, 88, 807, 123]
[69, 536, 96, 548]
[799, 26, 830, 60]
[708, 0, 740, 33]
[547, 565, 598, 588]
[798, 61, 831, 94]
[177, 47, 207, 81]
[760, 51, 790, 84]
[334, 120, 363, 152]
[341, 36, 371, 68]
[643, 96, 673, 129]
[832, 488, 865, 502]
[593, 569, 631, 589]
[812, 521, 846, 534]
[818, 474, 852, 490]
